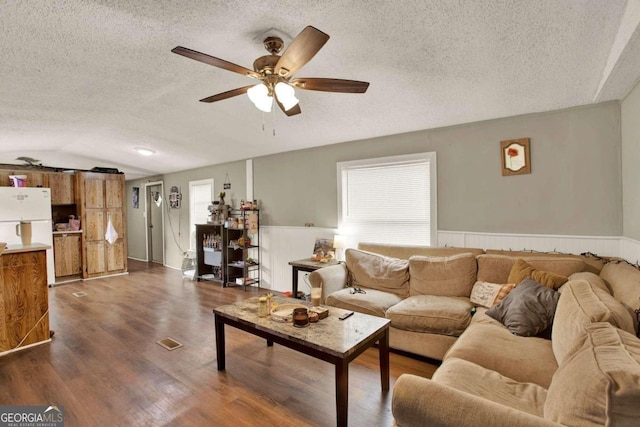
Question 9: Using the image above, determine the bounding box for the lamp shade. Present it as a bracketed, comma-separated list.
[333, 235, 346, 249]
[247, 83, 273, 112]
[274, 82, 299, 111]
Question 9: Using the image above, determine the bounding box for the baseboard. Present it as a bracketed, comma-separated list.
[128, 256, 148, 262]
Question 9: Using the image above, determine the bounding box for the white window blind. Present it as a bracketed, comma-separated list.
[338, 153, 437, 246]
[189, 179, 214, 250]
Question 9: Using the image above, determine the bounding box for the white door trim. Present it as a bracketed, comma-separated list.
[144, 180, 165, 265]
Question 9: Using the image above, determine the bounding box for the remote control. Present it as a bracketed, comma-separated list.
[339, 311, 354, 320]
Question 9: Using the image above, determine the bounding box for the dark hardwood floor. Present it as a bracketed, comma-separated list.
[0, 260, 437, 426]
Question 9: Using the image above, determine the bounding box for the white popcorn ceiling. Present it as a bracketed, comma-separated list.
[1, 0, 639, 179]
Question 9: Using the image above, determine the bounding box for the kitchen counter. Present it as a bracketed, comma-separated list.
[52, 230, 83, 235]
[2, 243, 51, 254]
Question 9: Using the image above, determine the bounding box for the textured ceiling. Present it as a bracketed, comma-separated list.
[1, 0, 640, 180]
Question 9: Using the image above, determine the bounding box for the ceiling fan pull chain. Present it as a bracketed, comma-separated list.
[272, 98, 276, 136]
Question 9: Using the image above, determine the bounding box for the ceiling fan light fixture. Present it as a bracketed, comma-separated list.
[247, 83, 273, 112]
[274, 82, 299, 111]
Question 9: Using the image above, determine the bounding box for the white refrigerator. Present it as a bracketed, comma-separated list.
[0, 187, 56, 285]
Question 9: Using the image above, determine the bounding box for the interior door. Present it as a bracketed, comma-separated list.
[147, 184, 164, 264]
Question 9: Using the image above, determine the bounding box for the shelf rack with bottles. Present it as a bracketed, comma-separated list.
[195, 223, 225, 284]
[224, 209, 260, 290]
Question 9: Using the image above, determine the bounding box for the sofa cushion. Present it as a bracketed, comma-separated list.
[486, 278, 560, 337]
[545, 322, 640, 426]
[470, 281, 516, 308]
[508, 258, 568, 290]
[444, 320, 558, 388]
[325, 287, 403, 318]
[345, 249, 409, 298]
[552, 279, 637, 365]
[567, 271, 610, 293]
[433, 357, 547, 416]
[476, 254, 585, 284]
[599, 261, 640, 333]
[408, 253, 477, 297]
[485, 249, 605, 274]
[386, 295, 473, 337]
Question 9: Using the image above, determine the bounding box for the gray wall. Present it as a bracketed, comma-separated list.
[127, 101, 624, 268]
[255, 101, 622, 235]
[622, 80, 640, 240]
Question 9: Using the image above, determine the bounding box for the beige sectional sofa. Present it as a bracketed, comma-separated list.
[308, 243, 640, 426]
[309, 243, 596, 360]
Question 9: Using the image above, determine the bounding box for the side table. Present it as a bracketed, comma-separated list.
[288, 258, 339, 298]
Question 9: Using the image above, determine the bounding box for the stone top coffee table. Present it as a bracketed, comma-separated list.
[213, 296, 390, 427]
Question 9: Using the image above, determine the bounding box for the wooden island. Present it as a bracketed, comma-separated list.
[0, 243, 51, 356]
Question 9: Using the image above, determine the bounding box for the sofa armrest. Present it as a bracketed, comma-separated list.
[392, 374, 560, 427]
[308, 264, 348, 303]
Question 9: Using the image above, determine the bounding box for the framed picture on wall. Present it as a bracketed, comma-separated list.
[500, 138, 531, 176]
[132, 187, 139, 208]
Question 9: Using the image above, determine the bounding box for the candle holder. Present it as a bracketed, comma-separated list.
[292, 307, 309, 328]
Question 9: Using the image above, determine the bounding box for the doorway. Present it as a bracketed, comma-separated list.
[145, 181, 165, 264]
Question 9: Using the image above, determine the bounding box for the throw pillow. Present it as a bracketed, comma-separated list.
[486, 278, 560, 337]
[469, 281, 516, 308]
[508, 258, 568, 290]
[345, 249, 410, 298]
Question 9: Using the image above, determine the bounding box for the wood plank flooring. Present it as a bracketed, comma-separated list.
[0, 261, 437, 426]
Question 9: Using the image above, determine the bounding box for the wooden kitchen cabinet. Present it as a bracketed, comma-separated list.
[0, 168, 74, 206]
[0, 248, 50, 354]
[53, 233, 82, 278]
[77, 172, 127, 279]
[48, 172, 75, 204]
[0, 168, 49, 188]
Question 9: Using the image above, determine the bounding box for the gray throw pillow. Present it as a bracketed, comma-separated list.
[486, 278, 560, 337]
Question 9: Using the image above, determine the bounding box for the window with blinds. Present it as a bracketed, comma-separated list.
[337, 152, 437, 246]
[189, 179, 214, 250]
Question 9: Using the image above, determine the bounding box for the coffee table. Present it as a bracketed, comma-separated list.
[213, 296, 390, 427]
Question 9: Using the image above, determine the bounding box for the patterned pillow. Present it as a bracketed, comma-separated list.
[470, 281, 516, 308]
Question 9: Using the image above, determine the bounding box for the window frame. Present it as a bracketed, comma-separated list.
[337, 152, 437, 247]
[189, 178, 214, 251]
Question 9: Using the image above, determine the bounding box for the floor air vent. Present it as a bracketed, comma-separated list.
[157, 337, 183, 351]
[72, 291, 88, 297]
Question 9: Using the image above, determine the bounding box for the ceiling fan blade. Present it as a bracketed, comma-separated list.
[275, 97, 302, 116]
[172, 46, 261, 79]
[199, 85, 254, 103]
[275, 26, 329, 78]
[290, 78, 369, 93]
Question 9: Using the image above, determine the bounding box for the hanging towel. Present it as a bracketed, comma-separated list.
[105, 216, 119, 245]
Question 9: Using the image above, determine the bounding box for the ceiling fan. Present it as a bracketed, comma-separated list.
[171, 26, 369, 116]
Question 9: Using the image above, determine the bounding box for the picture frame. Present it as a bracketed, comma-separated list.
[132, 187, 139, 209]
[500, 138, 531, 176]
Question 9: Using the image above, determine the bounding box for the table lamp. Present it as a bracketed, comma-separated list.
[333, 235, 346, 262]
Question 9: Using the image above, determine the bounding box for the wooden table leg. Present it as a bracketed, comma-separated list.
[335, 359, 348, 427]
[380, 327, 390, 392]
[292, 266, 299, 297]
[215, 314, 225, 371]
